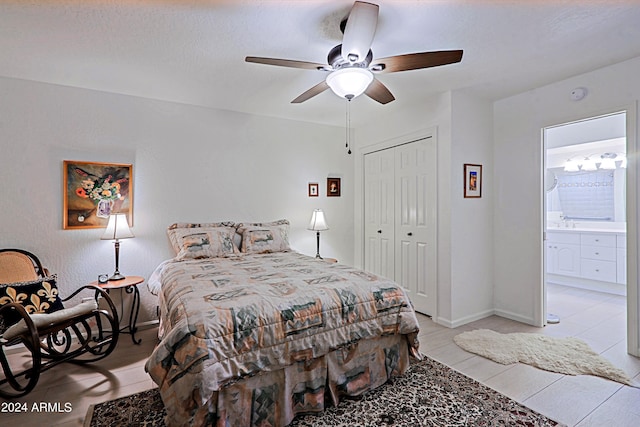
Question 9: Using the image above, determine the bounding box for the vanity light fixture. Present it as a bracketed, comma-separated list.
[599, 153, 617, 170]
[620, 154, 627, 168]
[581, 157, 597, 171]
[563, 158, 580, 172]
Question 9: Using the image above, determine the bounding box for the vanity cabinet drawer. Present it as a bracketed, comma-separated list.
[546, 232, 580, 245]
[580, 234, 616, 247]
[581, 245, 617, 261]
[580, 259, 617, 283]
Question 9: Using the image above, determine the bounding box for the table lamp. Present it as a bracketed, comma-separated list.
[101, 213, 134, 280]
[308, 209, 329, 259]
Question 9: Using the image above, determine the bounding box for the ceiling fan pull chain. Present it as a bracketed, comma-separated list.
[346, 98, 352, 155]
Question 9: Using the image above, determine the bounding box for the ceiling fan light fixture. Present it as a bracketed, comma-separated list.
[326, 67, 373, 99]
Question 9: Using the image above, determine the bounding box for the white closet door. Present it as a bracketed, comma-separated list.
[364, 149, 395, 279]
[394, 139, 437, 315]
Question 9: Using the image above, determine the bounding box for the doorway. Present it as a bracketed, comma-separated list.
[543, 111, 628, 338]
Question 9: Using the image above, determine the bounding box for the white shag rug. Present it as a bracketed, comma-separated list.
[453, 329, 634, 386]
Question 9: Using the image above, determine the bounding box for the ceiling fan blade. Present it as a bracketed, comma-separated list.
[245, 56, 327, 71]
[341, 1, 379, 63]
[291, 81, 330, 103]
[364, 78, 395, 104]
[373, 50, 463, 74]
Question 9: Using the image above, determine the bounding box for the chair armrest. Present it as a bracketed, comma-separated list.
[61, 285, 119, 327]
[0, 302, 39, 344]
[3, 300, 98, 341]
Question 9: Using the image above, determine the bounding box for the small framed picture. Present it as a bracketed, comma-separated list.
[308, 182, 319, 197]
[464, 164, 482, 198]
[327, 178, 341, 197]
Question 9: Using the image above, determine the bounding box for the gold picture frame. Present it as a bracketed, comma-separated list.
[463, 163, 482, 198]
[63, 160, 133, 229]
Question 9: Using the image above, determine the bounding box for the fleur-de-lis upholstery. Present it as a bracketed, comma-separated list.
[0, 249, 119, 398]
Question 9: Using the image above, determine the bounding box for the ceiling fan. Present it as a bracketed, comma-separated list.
[245, 1, 463, 105]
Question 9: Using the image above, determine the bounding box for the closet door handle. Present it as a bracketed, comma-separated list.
[407, 232, 413, 236]
[377, 230, 382, 234]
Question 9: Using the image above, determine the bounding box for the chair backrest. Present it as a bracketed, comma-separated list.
[0, 249, 46, 284]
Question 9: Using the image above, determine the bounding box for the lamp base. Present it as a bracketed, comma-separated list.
[109, 272, 126, 281]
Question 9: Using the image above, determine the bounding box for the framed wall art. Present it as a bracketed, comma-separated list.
[463, 163, 482, 198]
[63, 160, 133, 229]
[327, 177, 341, 197]
[308, 182, 319, 197]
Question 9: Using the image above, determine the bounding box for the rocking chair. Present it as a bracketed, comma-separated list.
[0, 249, 119, 398]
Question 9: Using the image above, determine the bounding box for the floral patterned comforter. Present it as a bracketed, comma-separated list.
[145, 252, 420, 426]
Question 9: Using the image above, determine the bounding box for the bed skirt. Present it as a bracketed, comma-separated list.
[160, 334, 414, 426]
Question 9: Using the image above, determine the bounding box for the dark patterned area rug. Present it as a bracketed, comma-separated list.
[85, 357, 565, 426]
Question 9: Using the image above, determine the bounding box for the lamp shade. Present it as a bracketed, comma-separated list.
[101, 213, 134, 240]
[326, 67, 373, 99]
[308, 209, 329, 231]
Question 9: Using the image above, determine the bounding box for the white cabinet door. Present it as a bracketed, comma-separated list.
[617, 248, 627, 284]
[364, 149, 395, 280]
[394, 140, 437, 316]
[554, 243, 581, 277]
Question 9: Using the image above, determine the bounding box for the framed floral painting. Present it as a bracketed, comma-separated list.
[63, 160, 133, 229]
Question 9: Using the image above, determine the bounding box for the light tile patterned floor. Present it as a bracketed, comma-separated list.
[419, 283, 640, 427]
[1, 283, 638, 426]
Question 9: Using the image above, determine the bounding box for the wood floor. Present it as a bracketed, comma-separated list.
[1, 283, 638, 426]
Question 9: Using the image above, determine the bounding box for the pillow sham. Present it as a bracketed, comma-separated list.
[0, 275, 64, 331]
[169, 227, 240, 260]
[237, 220, 291, 254]
[167, 222, 237, 255]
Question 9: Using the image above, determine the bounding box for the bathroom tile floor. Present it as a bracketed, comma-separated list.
[1, 283, 638, 426]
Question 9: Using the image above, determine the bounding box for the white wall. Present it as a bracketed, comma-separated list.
[449, 90, 494, 325]
[0, 76, 353, 322]
[354, 90, 494, 327]
[493, 56, 639, 353]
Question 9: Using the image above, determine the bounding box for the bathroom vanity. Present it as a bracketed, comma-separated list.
[546, 228, 626, 295]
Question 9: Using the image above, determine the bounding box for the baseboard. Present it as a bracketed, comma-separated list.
[547, 274, 626, 296]
[137, 319, 159, 330]
[493, 309, 537, 326]
[436, 309, 495, 329]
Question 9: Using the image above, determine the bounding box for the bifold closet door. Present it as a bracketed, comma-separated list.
[394, 140, 437, 316]
[364, 148, 395, 279]
[363, 138, 437, 316]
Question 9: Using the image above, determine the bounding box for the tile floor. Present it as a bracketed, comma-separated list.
[1, 283, 638, 426]
[418, 283, 640, 427]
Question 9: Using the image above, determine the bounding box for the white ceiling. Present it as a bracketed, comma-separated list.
[2, 0, 640, 127]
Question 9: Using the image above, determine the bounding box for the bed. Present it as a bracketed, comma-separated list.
[145, 220, 421, 426]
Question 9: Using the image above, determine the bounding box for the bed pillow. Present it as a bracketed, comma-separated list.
[0, 275, 64, 331]
[237, 220, 291, 254]
[167, 222, 237, 255]
[169, 227, 240, 260]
